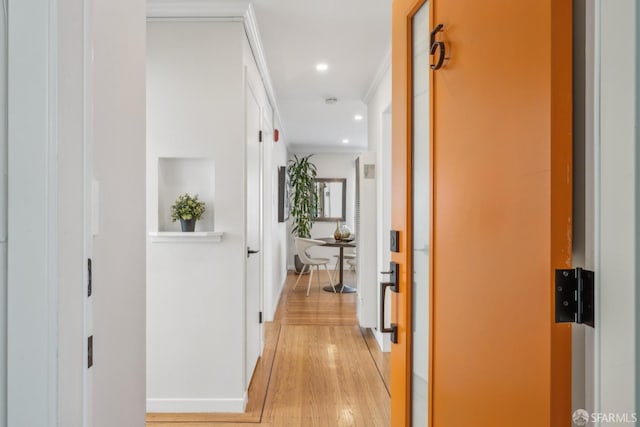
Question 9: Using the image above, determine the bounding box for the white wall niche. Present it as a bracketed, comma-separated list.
[157, 157, 215, 233]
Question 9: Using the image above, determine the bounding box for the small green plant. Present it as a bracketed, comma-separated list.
[171, 193, 206, 222]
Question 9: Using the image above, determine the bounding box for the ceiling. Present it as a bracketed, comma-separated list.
[251, 0, 391, 152]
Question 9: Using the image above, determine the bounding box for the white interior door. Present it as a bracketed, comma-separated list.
[245, 82, 263, 388]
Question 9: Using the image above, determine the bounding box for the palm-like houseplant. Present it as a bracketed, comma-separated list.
[288, 154, 318, 270]
[288, 154, 318, 237]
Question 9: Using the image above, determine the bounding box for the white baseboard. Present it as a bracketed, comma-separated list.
[270, 277, 286, 319]
[373, 328, 391, 353]
[147, 396, 247, 413]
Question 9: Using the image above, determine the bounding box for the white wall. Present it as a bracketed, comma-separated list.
[355, 151, 378, 329]
[367, 66, 391, 351]
[263, 115, 289, 321]
[287, 152, 358, 266]
[0, 2, 6, 424]
[146, 21, 248, 412]
[597, 0, 638, 418]
[90, 1, 147, 426]
[271, 130, 289, 316]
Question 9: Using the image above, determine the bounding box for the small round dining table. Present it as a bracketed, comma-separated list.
[317, 237, 356, 293]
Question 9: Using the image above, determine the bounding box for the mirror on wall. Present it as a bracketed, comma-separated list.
[315, 178, 346, 221]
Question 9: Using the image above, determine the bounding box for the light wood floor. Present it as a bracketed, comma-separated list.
[147, 269, 391, 426]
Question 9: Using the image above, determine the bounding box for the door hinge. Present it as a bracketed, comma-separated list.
[555, 267, 595, 328]
[259, 311, 263, 324]
[88, 335, 94, 368]
[259, 130, 263, 143]
[87, 258, 92, 297]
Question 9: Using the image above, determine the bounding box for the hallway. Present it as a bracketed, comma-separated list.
[147, 270, 391, 426]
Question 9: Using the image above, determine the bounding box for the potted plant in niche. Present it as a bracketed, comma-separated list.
[288, 154, 318, 272]
[171, 193, 206, 232]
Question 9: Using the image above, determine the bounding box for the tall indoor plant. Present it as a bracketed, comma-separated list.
[288, 154, 318, 271]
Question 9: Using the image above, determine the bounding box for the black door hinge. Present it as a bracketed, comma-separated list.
[87, 258, 92, 297]
[88, 335, 94, 368]
[555, 267, 595, 328]
[259, 130, 263, 143]
[259, 311, 263, 324]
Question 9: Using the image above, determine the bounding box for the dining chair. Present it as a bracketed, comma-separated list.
[294, 237, 336, 296]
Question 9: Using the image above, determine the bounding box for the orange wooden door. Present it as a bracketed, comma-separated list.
[390, 0, 573, 426]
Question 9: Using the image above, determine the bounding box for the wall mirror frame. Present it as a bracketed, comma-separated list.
[314, 178, 346, 222]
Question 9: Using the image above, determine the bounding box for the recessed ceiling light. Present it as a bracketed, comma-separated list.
[342, 139, 349, 144]
[354, 114, 363, 121]
[316, 63, 329, 72]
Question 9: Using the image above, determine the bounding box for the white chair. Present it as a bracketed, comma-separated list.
[293, 238, 336, 296]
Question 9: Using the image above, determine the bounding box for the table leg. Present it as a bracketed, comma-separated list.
[323, 245, 356, 293]
[339, 247, 344, 287]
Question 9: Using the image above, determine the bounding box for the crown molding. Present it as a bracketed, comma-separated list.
[147, 0, 251, 19]
[362, 46, 391, 104]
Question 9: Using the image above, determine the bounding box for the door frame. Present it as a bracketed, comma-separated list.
[7, 1, 60, 425]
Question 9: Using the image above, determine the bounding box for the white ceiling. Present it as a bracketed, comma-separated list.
[251, 0, 391, 151]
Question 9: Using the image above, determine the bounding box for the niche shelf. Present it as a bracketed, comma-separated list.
[149, 231, 224, 243]
[156, 157, 218, 234]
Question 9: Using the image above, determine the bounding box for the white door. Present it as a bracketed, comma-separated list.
[245, 82, 263, 388]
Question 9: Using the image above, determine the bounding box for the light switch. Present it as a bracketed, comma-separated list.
[92, 179, 100, 236]
[364, 164, 375, 179]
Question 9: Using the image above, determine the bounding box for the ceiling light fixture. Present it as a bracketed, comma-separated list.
[316, 63, 329, 72]
[342, 139, 349, 144]
[354, 114, 363, 121]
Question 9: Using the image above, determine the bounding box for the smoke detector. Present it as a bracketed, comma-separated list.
[325, 97, 338, 105]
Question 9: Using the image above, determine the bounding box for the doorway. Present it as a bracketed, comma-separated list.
[245, 80, 264, 388]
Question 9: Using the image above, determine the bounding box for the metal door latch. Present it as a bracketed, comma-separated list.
[380, 262, 400, 343]
[555, 267, 595, 328]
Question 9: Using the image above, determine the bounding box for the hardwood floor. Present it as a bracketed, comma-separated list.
[147, 269, 390, 426]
